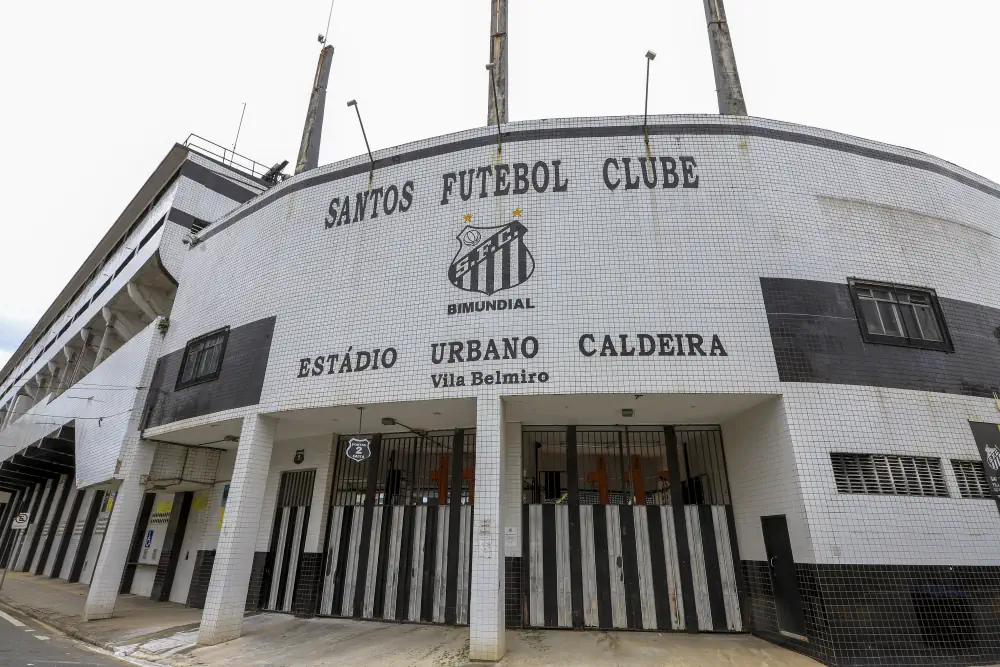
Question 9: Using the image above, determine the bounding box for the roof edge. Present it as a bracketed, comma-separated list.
[0, 143, 191, 384]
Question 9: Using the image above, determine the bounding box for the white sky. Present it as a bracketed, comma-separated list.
[1, 1, 997, 366]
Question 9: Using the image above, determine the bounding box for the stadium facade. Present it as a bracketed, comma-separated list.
[1, 113, 999, 666]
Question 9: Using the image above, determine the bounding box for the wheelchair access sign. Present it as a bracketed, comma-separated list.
[11, 513, 29, 530]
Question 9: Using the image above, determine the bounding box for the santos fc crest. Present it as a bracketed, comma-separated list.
[986, 445, 1000, 472]
[448, 217, 535, 296]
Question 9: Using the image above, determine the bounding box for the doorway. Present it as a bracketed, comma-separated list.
[760, 515, 806, 639]
[521, 426, 744, 632]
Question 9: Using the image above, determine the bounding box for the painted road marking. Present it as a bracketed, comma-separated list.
[34, 634, 51, 640]
[0, 609, 26, 627]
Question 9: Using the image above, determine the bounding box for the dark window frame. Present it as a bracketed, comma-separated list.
[175, 327, 230, 390]
[847, 278, 954, 352]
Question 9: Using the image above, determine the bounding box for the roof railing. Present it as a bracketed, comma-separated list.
[183, 134, 287, 183]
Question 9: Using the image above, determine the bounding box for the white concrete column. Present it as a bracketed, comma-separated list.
[504, 422, 522, 559]
[92, 324, 114, 370]
[198, 414, 276, 646]
[83, 439, 157, 620]
[469, 395, 506, 661]
[8, 394, 32, 426]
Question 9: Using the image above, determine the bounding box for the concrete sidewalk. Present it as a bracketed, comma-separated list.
[155, 614, 822, 667]
[0, 571, 203, 651]
[0, 570, 821, 666]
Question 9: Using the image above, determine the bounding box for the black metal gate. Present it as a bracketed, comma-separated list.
[318, 430, 475, 625]
[521, 426, 745, 632]
[261, 469, 315, 612]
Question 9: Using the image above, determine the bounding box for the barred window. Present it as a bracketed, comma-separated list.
[951, 459, 991, 499]
[830, 453, 948, 497]
[848, 280, 952, 352]
[176, 328, 228, 389]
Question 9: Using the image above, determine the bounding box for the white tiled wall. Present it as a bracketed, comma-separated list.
[115, 115, 1000, 651]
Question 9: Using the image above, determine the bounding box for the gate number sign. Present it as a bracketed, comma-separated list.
[11, 513, 29, 530]
[346, 437, 372, 462]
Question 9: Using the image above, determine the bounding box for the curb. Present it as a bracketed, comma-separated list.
[0, 593, 115, 651]
[0, 593, 197, 665]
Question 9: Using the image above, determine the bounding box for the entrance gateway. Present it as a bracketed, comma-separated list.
[519, 426, 744, 632]
[299, 424, 744, 632]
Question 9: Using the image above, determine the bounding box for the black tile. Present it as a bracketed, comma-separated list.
[760, 278, 1000, 398]
[743, 560, 1000, 666]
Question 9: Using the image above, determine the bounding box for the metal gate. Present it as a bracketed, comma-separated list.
[521, 426, 744, 632]
[261, 469, 315, 613]
[318, 430, 475, 625]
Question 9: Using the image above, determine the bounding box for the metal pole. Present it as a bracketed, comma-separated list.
[703, 0, 747, 115]
[643, 51, 656, 145]
[347, 100, 375, 187]
[0, 535, 13, 591]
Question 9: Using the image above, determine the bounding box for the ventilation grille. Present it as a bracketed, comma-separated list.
[189, 219, 209, 234]
[276, 469, 315, 507]
[831, 453, 948, 497]
[951, 459, 990, 499]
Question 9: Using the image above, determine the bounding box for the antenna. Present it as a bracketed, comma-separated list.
[231, 102, 246, 165]
[319, 0, 335, 44]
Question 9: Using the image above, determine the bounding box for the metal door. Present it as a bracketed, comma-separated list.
[318, 430, 475, 625]
[261, 469, 315, 612]
[761, 515, 806, 638]
[521, 426, 744, 633]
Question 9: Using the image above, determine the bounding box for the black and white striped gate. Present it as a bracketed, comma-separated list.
[261, 469, 315, 613]
[318, 431, 475, 625]
[520, 426, 745, 633]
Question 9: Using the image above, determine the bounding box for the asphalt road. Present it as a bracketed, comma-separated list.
[0, 604, 130, 667]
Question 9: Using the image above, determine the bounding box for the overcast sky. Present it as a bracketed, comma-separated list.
[1, 1, 997, 367]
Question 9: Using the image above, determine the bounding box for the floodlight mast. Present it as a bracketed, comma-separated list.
[487, 0, 508, 125]
[703, 0, 747, 115]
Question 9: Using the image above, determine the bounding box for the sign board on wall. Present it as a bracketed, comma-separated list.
[968, 421, 1000, 514]
[11, 513, 29, 530]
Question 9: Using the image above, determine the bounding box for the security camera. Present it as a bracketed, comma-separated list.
[318, 33, 326, 43]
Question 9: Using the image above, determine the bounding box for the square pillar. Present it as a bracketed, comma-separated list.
[198, 414, 276, 646]
[84, 439, 157, 620]
[469, 396, 506, 661]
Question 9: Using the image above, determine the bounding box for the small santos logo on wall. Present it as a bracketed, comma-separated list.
[986, 444, 1000, 471]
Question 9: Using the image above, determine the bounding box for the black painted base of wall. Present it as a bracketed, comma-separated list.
[292, 552, 323, 618]
[743, 560, 1000, 667]
[246, 551, 268, 612]
[185, 550, 216, 609]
